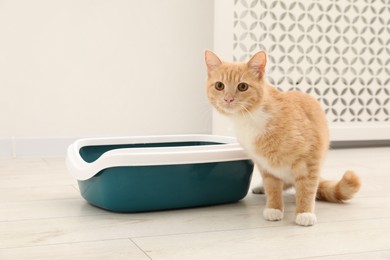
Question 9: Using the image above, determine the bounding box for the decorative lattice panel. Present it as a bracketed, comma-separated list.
[233, 0, 390, 123]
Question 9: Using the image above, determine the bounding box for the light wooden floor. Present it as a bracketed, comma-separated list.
[1, 147, 390, 259]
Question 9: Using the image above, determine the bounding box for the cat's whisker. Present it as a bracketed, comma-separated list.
[199, 106, 213, 125]
[194, 100, 213, 126]
[237, 103, 258, 124]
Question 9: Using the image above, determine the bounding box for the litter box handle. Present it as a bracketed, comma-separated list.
[66, 142, 102, 181]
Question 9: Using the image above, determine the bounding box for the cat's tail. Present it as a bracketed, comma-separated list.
[316, 171, 361, 203]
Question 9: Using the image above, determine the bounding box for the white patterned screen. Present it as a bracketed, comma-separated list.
[233, 0, 390, 123]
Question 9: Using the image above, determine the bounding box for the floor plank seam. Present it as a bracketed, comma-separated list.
[128, 238, 153, 260]
[0, 237, 137, 251]
[0, 212, 109, 223]
[286, 248, 390, 260]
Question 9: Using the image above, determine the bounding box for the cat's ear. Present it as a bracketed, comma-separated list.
[247, 51, 267, 78]
[205, 50, 222, 72]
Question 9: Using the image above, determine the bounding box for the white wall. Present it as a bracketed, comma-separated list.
[212, 0, 235, 137]
[0, 0, 214, 155]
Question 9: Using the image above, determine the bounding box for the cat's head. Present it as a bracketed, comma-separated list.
[205, 51, 267, 116]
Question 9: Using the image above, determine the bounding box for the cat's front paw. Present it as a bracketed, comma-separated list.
[295, 212, 317, 226]
[263, 208, 283, 221]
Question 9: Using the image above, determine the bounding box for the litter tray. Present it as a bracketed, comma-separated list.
[66, 135, 254, 212]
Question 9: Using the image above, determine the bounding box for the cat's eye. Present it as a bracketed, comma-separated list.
[237, 82, 249, 92]
[214, 81, 225, 91]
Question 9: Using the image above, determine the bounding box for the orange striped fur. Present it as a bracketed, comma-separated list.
[205, 50, 361, 226]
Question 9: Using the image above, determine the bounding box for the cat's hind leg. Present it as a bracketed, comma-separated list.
[252, 185, 265, 194]
[252, 182, 293, 194]
[260, 170, 284, 221]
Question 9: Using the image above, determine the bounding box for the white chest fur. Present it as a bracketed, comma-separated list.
[232, 108, 294, 184]
[232, 107, 268, 154]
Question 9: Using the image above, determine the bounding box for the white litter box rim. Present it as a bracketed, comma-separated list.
[66, 135, 250, 181]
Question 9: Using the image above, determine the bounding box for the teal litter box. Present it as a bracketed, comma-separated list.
[66, 135, 254, 212]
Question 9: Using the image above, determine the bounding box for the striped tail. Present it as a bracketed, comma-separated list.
[316, 171, 361, 203]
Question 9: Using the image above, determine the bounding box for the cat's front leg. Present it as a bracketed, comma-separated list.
[260, 170, 284, 221]
[294, 167, 320, 226]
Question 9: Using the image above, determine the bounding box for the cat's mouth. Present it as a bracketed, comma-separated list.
[216, 101, 244, 115]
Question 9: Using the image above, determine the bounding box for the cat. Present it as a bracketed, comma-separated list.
[204, 50, 361, 226]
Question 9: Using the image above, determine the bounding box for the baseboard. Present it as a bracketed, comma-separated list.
[0, 139, 13, 157]
[330, 140, 390, 149]
[2, 134, 390, 157]
[0, 137, 79, 157]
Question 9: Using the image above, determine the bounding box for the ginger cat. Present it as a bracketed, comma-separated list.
[205, 50, 361, 226]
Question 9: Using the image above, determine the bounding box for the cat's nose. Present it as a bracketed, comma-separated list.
[224, 97, 235, 104]
[224, 96, 235, 104]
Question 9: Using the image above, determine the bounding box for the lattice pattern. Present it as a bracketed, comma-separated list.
[233, 0, 390, 122]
